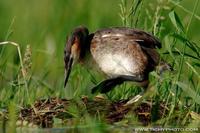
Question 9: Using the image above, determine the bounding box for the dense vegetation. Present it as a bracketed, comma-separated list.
[0, 0, 200, 132]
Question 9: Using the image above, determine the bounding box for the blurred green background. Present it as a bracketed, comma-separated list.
[0, 0, 200, 130]
[0, 0, 120, 87]
[0, 0, 199, 100]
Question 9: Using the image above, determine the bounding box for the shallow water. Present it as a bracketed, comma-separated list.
[16, 126, 137, 133]
[1, 122, 138, 133]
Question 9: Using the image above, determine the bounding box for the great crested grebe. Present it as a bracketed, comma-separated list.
[64, 26, 171, 94]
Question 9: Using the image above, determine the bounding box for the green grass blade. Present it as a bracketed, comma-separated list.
[176, 82, 200, 105]
[169, 10, 185, 33]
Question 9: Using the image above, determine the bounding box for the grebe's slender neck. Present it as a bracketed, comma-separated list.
[79, 33, 94, 61]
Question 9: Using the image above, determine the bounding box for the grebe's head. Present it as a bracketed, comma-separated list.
[64, 26, 89, 87]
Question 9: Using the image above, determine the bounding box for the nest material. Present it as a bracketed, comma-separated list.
[18, 97, 169, 128]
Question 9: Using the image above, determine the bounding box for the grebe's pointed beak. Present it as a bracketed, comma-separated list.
[64, 53, 73, 87]
[64, 36, 74, 87]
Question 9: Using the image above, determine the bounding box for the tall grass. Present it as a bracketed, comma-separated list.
[118, 0, 200, 127]
[0, 0, 200, 131]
